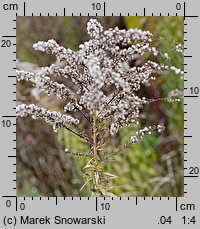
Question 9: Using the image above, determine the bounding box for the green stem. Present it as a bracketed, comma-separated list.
[93, 109, 98, 164]
[92, 109, 101, 195]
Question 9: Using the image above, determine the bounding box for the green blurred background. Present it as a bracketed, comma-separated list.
[16, 16, 183, 197]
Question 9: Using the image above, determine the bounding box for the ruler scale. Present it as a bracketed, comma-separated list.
[0, 0, 199, 227]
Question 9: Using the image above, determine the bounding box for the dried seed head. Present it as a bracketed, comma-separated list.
[18, 18, 182, 137]
[16, 104, 79, 132]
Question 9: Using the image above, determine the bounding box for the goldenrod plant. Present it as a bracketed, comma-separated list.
[17, 19, 183, 196]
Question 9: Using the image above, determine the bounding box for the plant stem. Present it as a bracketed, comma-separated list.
[93, 109, 98, 164]
[92, 109, 101, 195]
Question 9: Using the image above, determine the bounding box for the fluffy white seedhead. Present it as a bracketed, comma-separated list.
[130, 125, 165, 143]
[87, 18, 103, 39]
[18, 18, 183, 136]
[16, 104, 79, 132]
[175, 44, 183, 53]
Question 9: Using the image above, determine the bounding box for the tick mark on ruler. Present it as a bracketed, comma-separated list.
[24, 2, 26, 16]
[184, 175, 198, 178]
[2, 196, 16, 198]
[184, 95, 198, 98]
[2, 35, 16, 38]
[183, 2, 186, 20]
[185, 15, 198, 18]
[96, 197, 98, 211]
[8, 75, 16, 78]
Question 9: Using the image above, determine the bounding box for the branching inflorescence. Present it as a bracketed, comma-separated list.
[17, 19, 183, 196]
